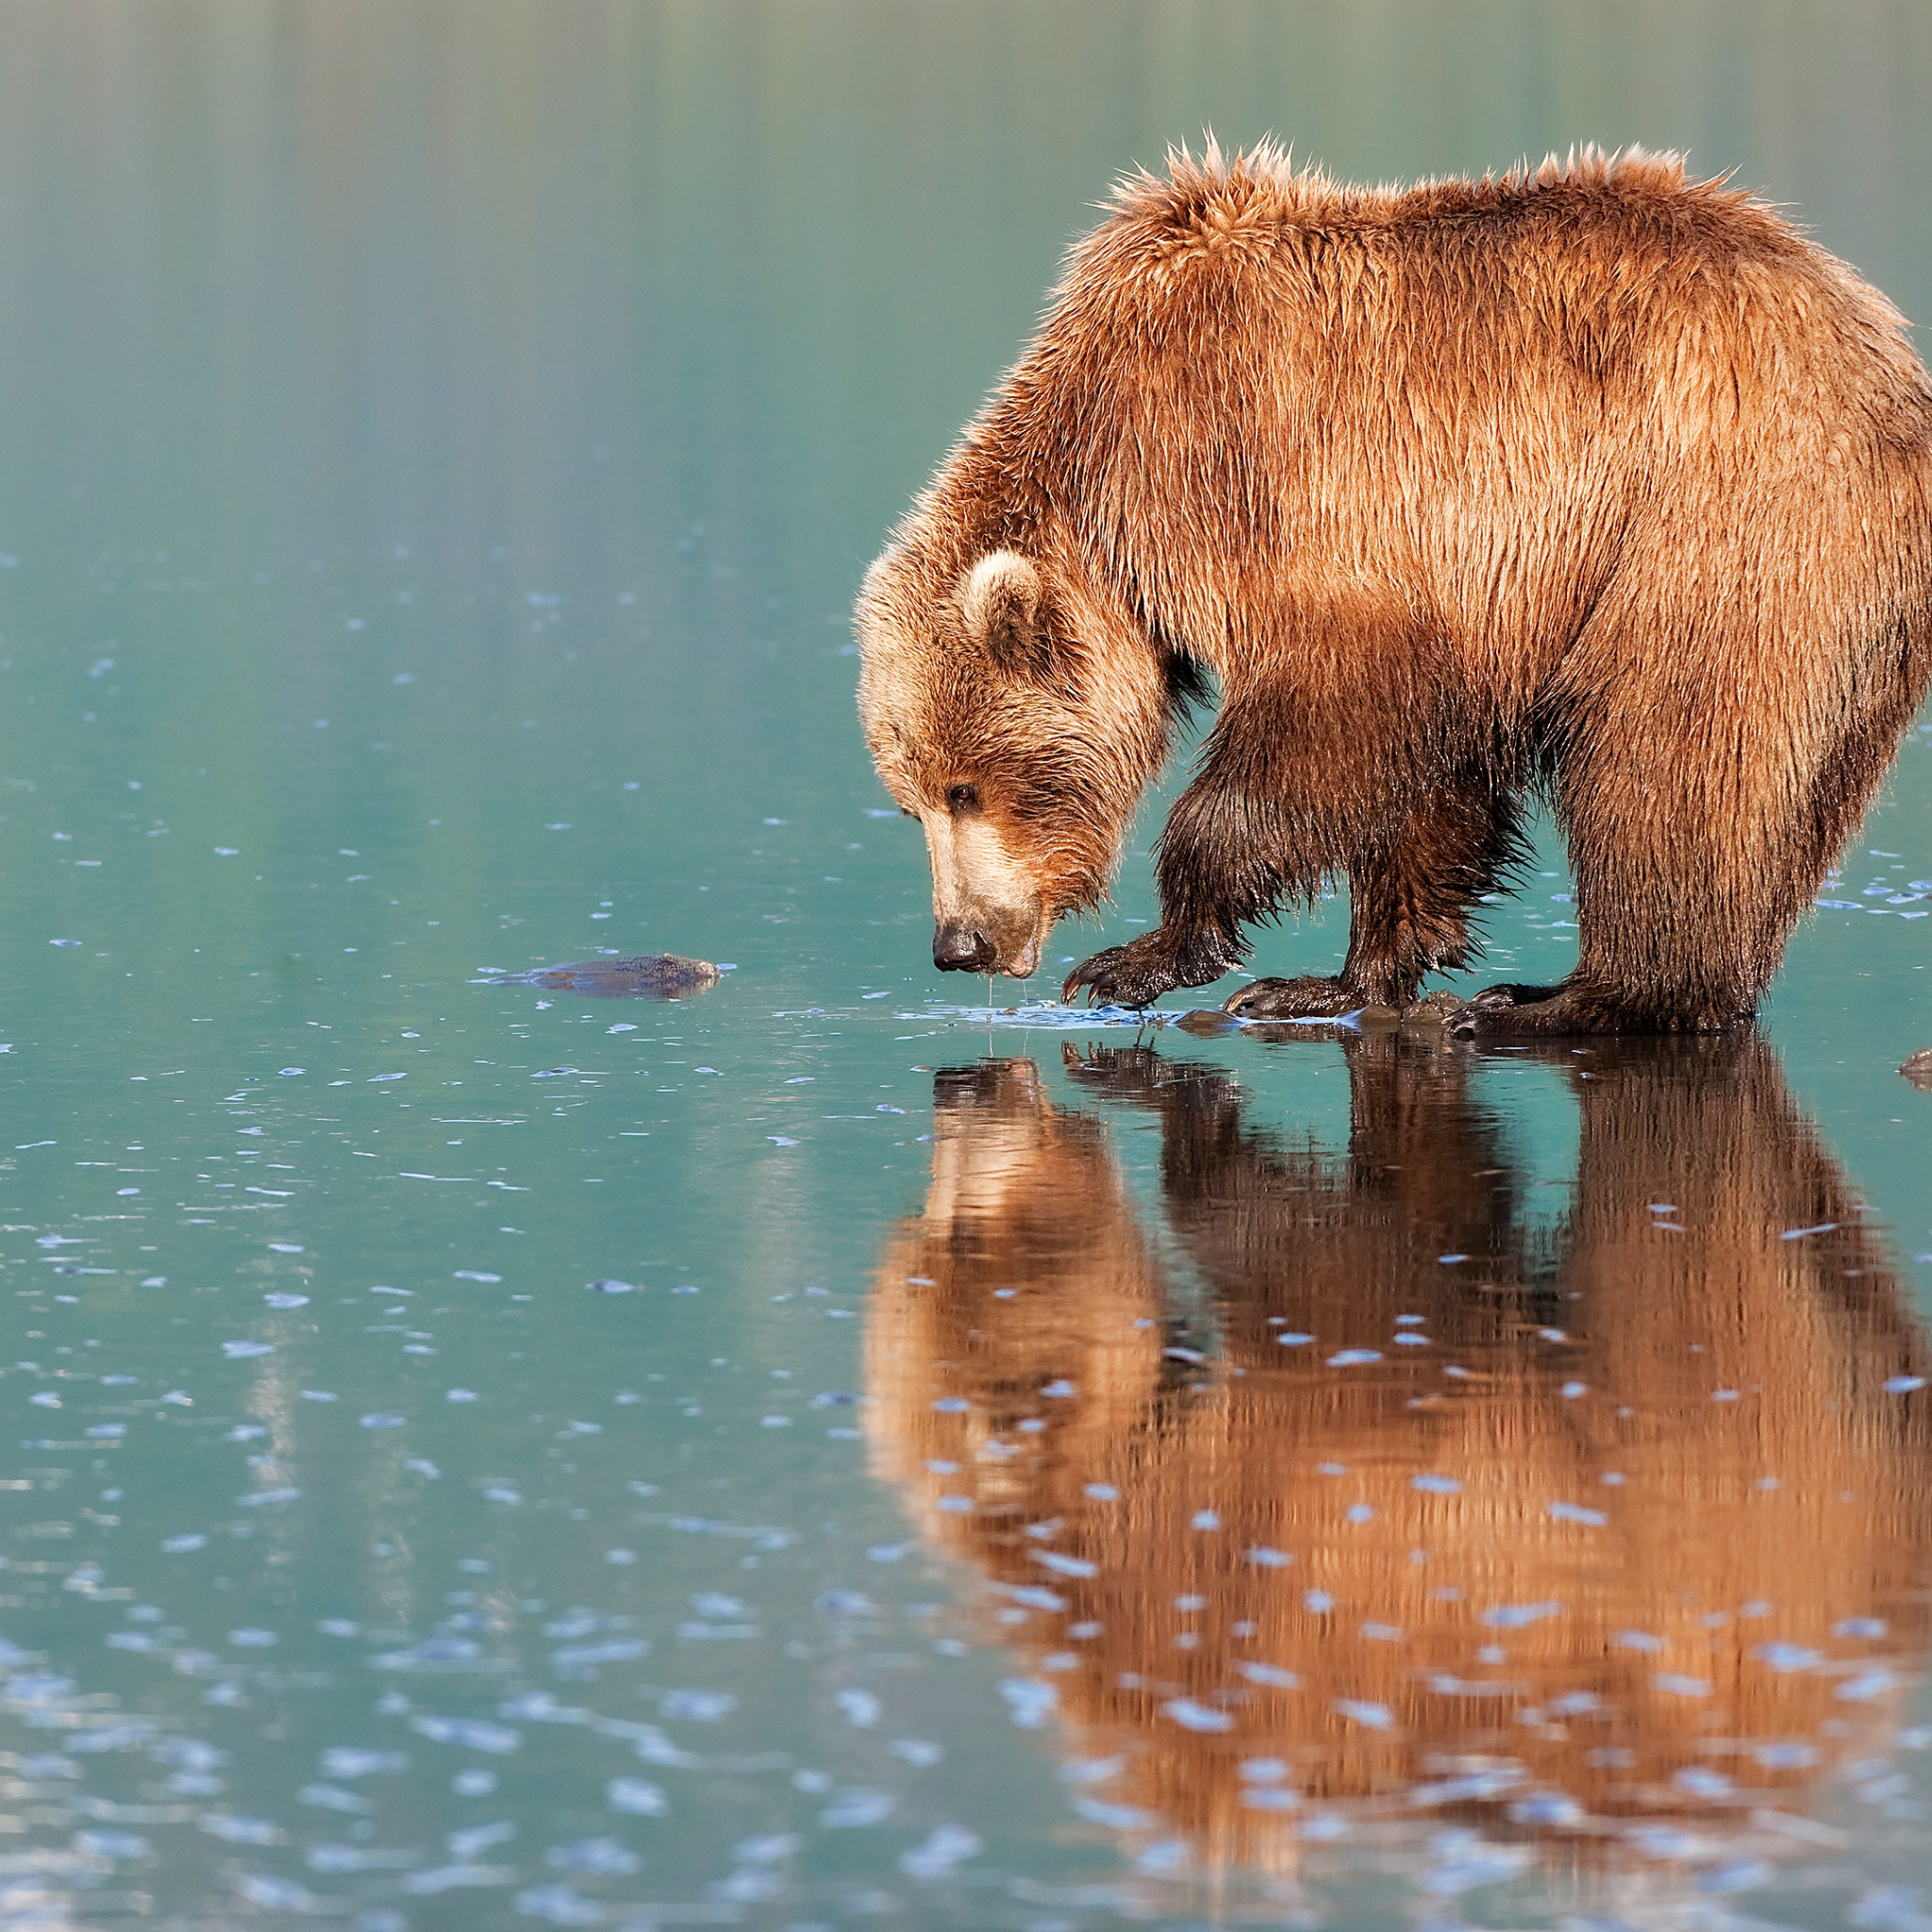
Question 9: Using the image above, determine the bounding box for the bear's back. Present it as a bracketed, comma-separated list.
[1034, 142, 1928, 447]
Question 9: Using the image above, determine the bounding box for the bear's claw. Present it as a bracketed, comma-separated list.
[1064, 929, 1238, 1008]
[1061, 942, 1180, 1009]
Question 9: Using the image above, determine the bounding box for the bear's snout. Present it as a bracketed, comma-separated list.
[933, 923, 997, 974]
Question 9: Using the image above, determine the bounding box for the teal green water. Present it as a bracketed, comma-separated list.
[1, 5, 1930, 1927]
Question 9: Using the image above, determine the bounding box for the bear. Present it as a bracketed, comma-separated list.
[855, 143, 1932, 1032]
[864, 1040, 1932, 1867]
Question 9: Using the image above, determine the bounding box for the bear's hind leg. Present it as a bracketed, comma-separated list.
[1226, 781, 1527, 1020]
[1453, 706, 1790, 1037]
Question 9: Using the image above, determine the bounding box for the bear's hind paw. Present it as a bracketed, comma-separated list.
[1447, 982, 1599, 1038]
[1222, 975, 1363, 1020]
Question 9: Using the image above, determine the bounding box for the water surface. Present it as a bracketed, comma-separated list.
[0, 6, 1929, 1928]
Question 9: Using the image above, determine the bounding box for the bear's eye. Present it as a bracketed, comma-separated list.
[945, 782, 979, 814]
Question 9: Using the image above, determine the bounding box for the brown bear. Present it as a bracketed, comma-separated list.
[856, 144, 1932, 1031]
[865, 1040, 1932, 1872]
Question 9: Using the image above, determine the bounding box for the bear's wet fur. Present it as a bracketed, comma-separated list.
[857, 143, 1932, 1032]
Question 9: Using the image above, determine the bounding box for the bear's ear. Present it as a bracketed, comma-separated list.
[959, 550, 1057, 678]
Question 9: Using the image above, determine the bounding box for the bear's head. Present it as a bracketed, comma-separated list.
[856, 543, 1172, 979]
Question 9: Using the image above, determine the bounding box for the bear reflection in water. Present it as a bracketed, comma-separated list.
[864, 1035, 1930, 1874]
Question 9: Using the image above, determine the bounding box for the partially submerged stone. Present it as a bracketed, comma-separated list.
[494, 955, 721, 999]
[1901, 1048, 1932, 1091]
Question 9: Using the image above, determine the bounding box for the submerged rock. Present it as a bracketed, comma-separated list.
[1901, 1048, 1932, 1091]
[492, 955, 721, 999]
[1401, 989, 1466, 1030]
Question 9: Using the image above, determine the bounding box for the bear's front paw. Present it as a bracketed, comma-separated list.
[1058, 935, 1190, 1012]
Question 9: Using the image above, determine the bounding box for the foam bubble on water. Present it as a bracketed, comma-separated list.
[1653, 1673, 1713, 1698]
[1547, 1501, 1607, 1526]
[1163, 1697, 1236, 1733]
[1424, 1843, 1530, 1893]
[899, 1824, 982, 1879]
[919, 997, 1183, 1030]
[605, 1776, 667, 1816]
[547, 1835, 640, 1874]
[999, 1679, 1056, 1728]
[1753, 1642, 1822, 1673]
[659, 1689, 736, 1724]
[834, 1688, 881, 1728]
[1482, 1601, 1562, 1630]
[405, 1863, 516, 1895]
[1031, 1551, 1098, 1579]
[1836, 1668, 1899, 1702]
[233, 1873, 321, 1912]
[1333, 1699, 1395, 1731]
[820, 1790, 896, 1828]
[202, 1815, 284, 1845]
[409, 1715, 522, 1754]
[1238, 1661, 1300, 1689]
[75, 1827, 150, 1861]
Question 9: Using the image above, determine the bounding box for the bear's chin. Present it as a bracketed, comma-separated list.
[1001, 938, 1041, 979]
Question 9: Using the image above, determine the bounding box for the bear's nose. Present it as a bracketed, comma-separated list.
[933, 923, 996, 973]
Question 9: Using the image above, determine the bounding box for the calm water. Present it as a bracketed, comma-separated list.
[1, 5, 1930, 1928]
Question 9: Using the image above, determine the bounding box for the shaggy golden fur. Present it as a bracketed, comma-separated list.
[864, 1040, 1931, 1872]
[856, 143, 1932, 1031]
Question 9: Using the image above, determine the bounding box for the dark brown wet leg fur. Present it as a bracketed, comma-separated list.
[1224, 780, 1528, 1020]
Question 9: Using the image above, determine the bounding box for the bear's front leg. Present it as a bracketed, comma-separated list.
[1062, 926, 1237, 1008]
[1063, 682, 1345, 1009]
